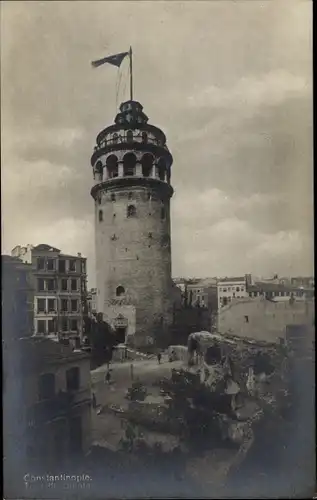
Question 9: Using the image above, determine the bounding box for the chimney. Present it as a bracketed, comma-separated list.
[245, 274, 252, 287]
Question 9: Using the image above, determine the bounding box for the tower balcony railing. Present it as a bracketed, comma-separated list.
[94, 134, 169, 152]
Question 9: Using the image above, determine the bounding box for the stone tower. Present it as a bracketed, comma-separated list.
[90, 100, 174, 349]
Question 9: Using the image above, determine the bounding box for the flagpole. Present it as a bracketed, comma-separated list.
[129, 46, 133, 101]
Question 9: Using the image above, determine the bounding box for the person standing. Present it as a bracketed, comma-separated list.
[105, 370, 111, 385]
[157, 352, 162, 364]
[130, 363, 134, 381]
[92, 392, 97, 409]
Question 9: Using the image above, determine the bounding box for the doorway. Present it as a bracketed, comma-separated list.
[116, 327, 126, 344]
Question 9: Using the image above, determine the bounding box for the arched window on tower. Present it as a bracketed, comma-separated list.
[98, 210, 103, 222]
[127, 205, 136, 218]
[116, 286, 125, 297]
[127, 130, 133, 142]
[95, 161, 103, 178]
[160, 207, 166, 220]
[157, 158, 166, 181]
[123, 153, 136, 176]
[142, 131, 148, 144]
[141, 153, 154, 178]
[106, 155, 118, 178]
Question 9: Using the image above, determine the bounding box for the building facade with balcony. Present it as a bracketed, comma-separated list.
[11, 244, 87, 342]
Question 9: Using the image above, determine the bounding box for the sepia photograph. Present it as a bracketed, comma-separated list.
[1, 0, 314, 498]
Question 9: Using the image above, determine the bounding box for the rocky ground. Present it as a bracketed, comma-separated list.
[89, 354, 253, 494]
[88, 339, 313, 498]
[90, 356, 183, 449]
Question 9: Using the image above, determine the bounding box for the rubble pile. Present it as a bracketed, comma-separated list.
[116, 331, 291, 489]
[174, 331, 291, 447]
[122, 332, 290, 451]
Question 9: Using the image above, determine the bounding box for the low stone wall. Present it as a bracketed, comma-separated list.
[112, 345, 151, 362]
[167, 345, 188, 362]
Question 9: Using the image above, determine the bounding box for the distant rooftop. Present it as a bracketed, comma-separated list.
[218, 277, 246, 283]
[13, 244, 86, 260]
[250, 282, 307, 291]
[33, 244, 61, 252]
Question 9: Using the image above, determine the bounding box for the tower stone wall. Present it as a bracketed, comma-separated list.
[91, 100, 174, 348]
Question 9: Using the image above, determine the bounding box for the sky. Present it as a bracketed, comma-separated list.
[1, 0, 313, 287]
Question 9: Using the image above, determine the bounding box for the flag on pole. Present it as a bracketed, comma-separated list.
[91, 51, 129, 68]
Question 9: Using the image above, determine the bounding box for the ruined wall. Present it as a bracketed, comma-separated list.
[217, 297, 315, 343]
[95, 184, 173, 347]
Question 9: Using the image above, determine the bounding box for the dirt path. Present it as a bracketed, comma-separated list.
[90, 358, 184, 448]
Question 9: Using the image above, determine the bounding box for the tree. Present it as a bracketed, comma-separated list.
[86, 314, 121, 367]
[126, 381, 147, 402]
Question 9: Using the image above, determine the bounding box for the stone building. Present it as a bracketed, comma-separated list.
[247, 281, 314, 300]
[217, 295, 315, 344]
[3, 254, 35, 456]
[90, 100, 174, 348]
[4, 336, 91, 470]
[87, 287, 97, 315]
[217, 276, 248, 309]
[22, 337, 91, 464]
[186, 278, 218, 310]
[173, 278, 187, 295]
[11, 244, 87, 342]
[2, 255, 34, 340]
[289, 276, 314, 289]
[3, 255, 91, 474]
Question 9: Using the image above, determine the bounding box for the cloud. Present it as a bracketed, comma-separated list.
[172, 188, 286, 229]
[6, 127, 84, 151]
[171, 186, 313, 278]
[2, 158, 77, 191]
[187, 70, 310, 110]
[1, 0, 313, 287]
[1, 215, 95, 284]
[172, 217, 313, 279]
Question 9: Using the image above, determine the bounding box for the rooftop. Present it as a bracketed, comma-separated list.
[19, 336, 90, 365]
[218, 277, 246, 283]
[249, 282, 306, 291]
[23, 244, 86, 260]
[187, 278, 217, 287]
[33, 244, 61, 253]
[59, 253, 86, 260]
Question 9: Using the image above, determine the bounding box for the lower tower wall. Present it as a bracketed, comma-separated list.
[94, 179, 173, 348]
